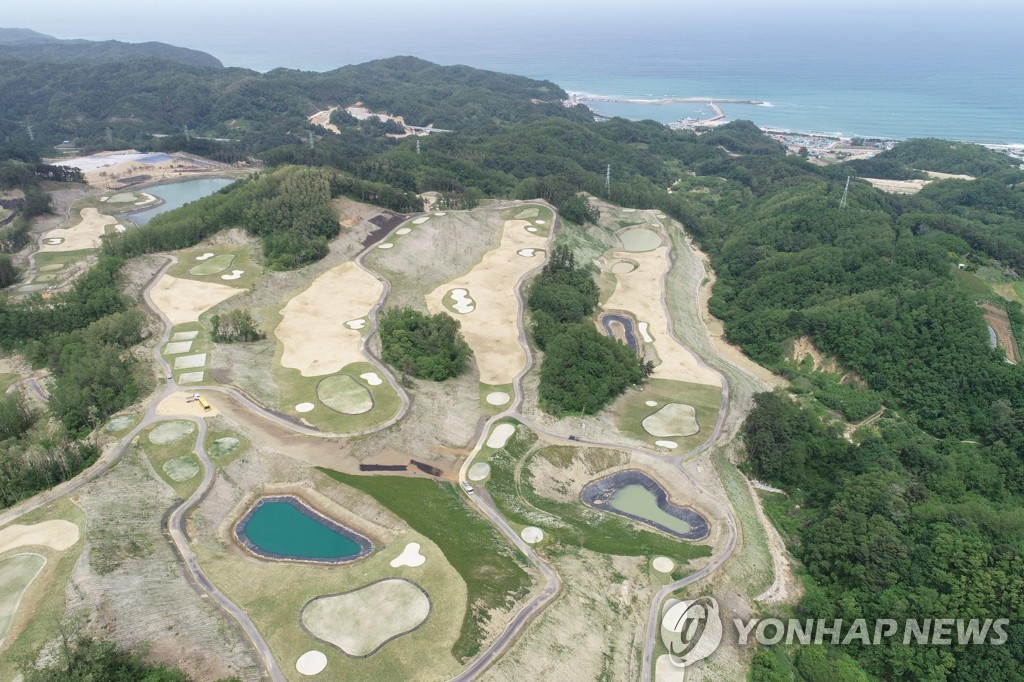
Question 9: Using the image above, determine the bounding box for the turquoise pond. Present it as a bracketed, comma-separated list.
[235, 497, 371, 562]
[128, 177, 235, 225]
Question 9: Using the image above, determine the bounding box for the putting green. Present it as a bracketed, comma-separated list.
[642, 403, 699, 438]
[189, 253, 235, 276]
[619, 227, 662, 252]
[301, 578, 431, 657]
[0, 553, 46, 646]
[105, 415, 136, 432]
[162, 455, 200, 482]
[38, 264, 64, 272]
[149, 420, 196, 445]
[106, 192, 137, 203]
[317, 374, 374, 415]
[209, 437, 241, 458]
[33, 274, 57, 283]
[515, 207, 539, 219]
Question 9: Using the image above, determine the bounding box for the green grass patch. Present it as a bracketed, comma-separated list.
[485, 430, 711, 562]
[318, 374, 374, 414]
[503, 203, 552, 237]
[614, 379, 722, 451]
[104, 414, 138, 433]
[139, 423, 202, 499]
[205, 430, 247, 466]
[31, 249, 94, 270]
[479, 382, 514, 414]
[0, 553, 46, 644]
[0, 373, 19, 393]
[952, 268, 996, 300]
[168, 245, 260, 289]
[276, 361, 400, 434]
[189, 253, 235, 276]
[319, 469, 532, 662]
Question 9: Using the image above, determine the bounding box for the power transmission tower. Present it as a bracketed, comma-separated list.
[184, 125, 191, 142]
[26, 125, 34, 142]
[839, 176, 851, 210]
[606, 164, 611, 198]
[308, 131, 315, 150]
[105, 127, 113, 145]
[416, 139, 421, 155]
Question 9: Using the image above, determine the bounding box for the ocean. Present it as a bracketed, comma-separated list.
[16, 2, 1024, 144]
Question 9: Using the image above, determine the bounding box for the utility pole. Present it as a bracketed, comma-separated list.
[839, 176, 850, 210]
[606, 164, 611, 198]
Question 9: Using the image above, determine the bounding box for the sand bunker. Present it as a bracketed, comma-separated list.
[486, 391, 510, 406]
[0, 553, 47, 646]
[174, 354, 207, 370]
[486, 423, 516, 449]
[521, 527, 544, 544]
[317, 374, 373, 414]
[221, 270, 244, 280]
[190, 253, 234, 275]
[604, 248, 720, 386]
[619, 227, 662, 252]
[172, 331, 199, 341]
[425, 216, 548, 384]
[195, 252, 215, 261]
[642, 403, 699, 438]
[42, 208, 118, 252]
[652, 556, 674, 573]
[209, 437, 241, 457]
[296, 650, 328, 676]
[150, 274, 242, 326]
[468, 462, 491, 481]
[296, 402, 315, 413]
[0, 521, 79, 554]
[446, 288, 475, 314]
[345, 319, 367, 330]
[645, 400, 658, 407]
[359, 371, 383, 386]
[517, 248, 537, 258]
[412, 217, 430, 225]
[163, 341, 193, 355]
[395, 227, 412, 235]
[162, 456, 200, 482]
[535, 220, 545, 225]
[43, 238, 63, 245]
[656, 440, 678, 449]
[149, 420, 196, 445]
[434, 212, 446, 216]
[390, 542, 426, 568]
[611, 261, 636, 274]
[376, 243, 394, 250]
[526, 226, 538, 233]
[302, 579, 431, 657]
[277, 262, 383, 377]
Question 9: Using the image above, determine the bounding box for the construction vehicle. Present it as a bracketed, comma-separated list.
[197, 396, 211, 412]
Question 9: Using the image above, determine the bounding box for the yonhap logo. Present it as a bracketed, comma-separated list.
[660, 596, 723, 667]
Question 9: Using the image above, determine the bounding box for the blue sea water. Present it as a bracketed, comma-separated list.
[17, 3, 1024, 143]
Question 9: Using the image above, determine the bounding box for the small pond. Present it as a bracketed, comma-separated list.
[581, 470, 708, 540]
[235, 496, 371, 563]
[599, 313, 640, 352]
[127, 177, 235, 225]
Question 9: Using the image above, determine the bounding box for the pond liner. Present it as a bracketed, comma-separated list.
[234, 495, 372, 564]
[580, 469, 709, 541]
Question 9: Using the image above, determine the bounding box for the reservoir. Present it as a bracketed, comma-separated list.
[581, 469, 708, 540]
[235, 496, 372, 563]
[127, 177, 235, 225]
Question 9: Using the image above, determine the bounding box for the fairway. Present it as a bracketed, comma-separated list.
[0, 553, 46, 646]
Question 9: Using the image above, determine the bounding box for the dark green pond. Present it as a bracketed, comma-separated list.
[236, 497, 370, 562]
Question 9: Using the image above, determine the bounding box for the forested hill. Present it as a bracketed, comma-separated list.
[0, 52, 590, 152]
[0, 27, 224, 68]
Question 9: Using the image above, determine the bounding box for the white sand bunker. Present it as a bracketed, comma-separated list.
[360, 371, 383, 386]
[646, 400, 658, 407]
[434, 212, 446, 216]
[486, 423, 516, 449]
[99, 196, 108, 202]
[277, 261, 383, 377]
[642, 403, 699, 438]
[412, 216, 430, 225]
[296, 402, 315, 413]
[486, 391, 510, 406]
[525, 226, 538, 233]
[345, 319, 367, 330]
[302, 579, 431, 657]
[468, 462, 491, 481]
[162, 455, 200, 482]
[395, 227, 412, 235]
[174, 353, 207, 370]
[534, 220, 545, 225]
[296, 650, 327, 676]
[652, 556, 674, 573]
[172, 331, 199, 341]
[517, 248, 536, 258]
[195, 252, 215, 261]
[150, 274, 242, 326]
[114, 225, 126, 233]
[390, 542, 426, 568]
[638, 322, 653, 343]
[0, 520, 80, 554]
[149, 420, 196, 445]
[163, 341, 193, 355]
[221, 270, 244, 280]
[611, 261, 636, 274]
[656, 440, 679, 449]
[521, 526, 544, 544]
[447, 288, 475, 314]
[44, 238, 63, 245]
[376, 243, 394, 250]
[656, 214, 666, 219]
